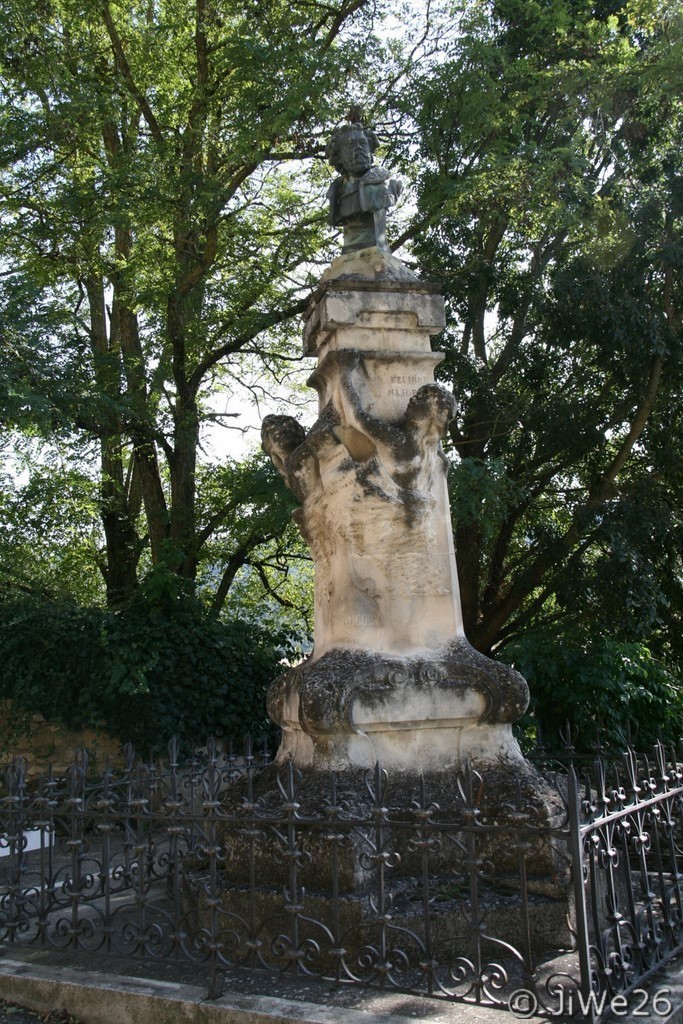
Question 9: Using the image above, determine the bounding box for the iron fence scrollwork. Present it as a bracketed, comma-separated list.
[0, 736, 682, 1021]
[567, 739, 683, 1022]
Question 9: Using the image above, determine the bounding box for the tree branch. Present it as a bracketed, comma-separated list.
[209, 533, 269, 615]
[318, 0, 370, 47]
[188, 295, 310, 391]
[253, 562, 297, 608]
[471, 353, 664, 651]
[101, 2, 164, 146]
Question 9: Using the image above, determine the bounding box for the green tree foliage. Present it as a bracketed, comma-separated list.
[0, 585, 290, 753]
[195, 452, 313, 627]
[508, 628, 683, 751]
[0, 0, 427, 745]
[2, 0, 681, 748]
[0, 454, 104, 603]
[0, 0, 383, 606]
[394, 0, 683, 679]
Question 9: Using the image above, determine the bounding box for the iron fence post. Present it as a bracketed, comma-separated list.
[567, 763, 596, 1023]
[204, 737, 224, 1000]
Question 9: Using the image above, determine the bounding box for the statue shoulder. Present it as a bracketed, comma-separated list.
[327, 177, 343, 225]
[360, 166, 392, 184]
[327, 177, 343, 201]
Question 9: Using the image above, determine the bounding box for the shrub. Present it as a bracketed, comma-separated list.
[503, 628, 683, 755]
[0, 586, 291, 754]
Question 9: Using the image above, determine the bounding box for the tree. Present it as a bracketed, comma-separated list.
[393, 0, 683, 667]
[0, 450, 104, 604]
[3, 0, 681, 750]
[194, 452, 312, 627]
[0, 0, 388, 607]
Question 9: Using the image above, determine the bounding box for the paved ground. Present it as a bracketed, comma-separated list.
[0, 1002, 79, 1024]
[0, 947, 682, 1024]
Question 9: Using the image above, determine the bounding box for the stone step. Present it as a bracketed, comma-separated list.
[1, 950, 681, 1024]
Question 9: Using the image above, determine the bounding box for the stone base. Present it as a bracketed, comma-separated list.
[209, 884, 573, 974]
[267, 640, 529, 772]
[183, 760, 572, 980]
[320, 246, 420, 285]
[219, 759, 568, 893]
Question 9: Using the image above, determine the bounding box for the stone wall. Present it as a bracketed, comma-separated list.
[1, 707, 122, 779]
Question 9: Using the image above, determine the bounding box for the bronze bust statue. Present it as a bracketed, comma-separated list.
[325, 123, 403, 254]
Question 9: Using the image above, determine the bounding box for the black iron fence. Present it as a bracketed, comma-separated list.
[568, 742, 683, 1020]
[0, 737, 682, 1021]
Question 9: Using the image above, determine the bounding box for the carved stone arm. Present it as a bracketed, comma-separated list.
[334, 351, 399, 450]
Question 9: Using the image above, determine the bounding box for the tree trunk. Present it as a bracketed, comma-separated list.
[455, 521, 483, 637]
[85, 277, 141, 605]
[167, 291, 200, 579]
[100, 438, 141, 604]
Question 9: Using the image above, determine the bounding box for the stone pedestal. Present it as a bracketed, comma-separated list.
[196, 760, 573, 984]
[261, 249, 529, 773]
[189, 140, 574, 994]
[199, 238, 574, 997]
[268, 644, 528, 771]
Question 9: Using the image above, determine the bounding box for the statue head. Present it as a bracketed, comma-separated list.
[261, 415, 306, 465]
[326, 123, 380, 178]
[405, 385, 456, 436]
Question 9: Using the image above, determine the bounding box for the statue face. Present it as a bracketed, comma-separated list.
[262, 415, 305, 458]
[406, 386, 456, 431]
[339, 129, 373, 177]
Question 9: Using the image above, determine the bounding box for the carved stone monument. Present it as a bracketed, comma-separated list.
[262, 122, 529, 773]
[205, 123, 567, 958]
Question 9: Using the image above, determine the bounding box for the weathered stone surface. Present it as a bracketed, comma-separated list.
[267, 643, 528, 771]
[211, 885, 573, 968]
[219, 760, 568, 894]
[209, 760, 572, 969]
[303, 280, 445, 358]
[321, 247, 420, 284]
[262, 358, 463, 661]
[262, 271, 531, 770]
[0, 708, 122, 778]
[259, 130, 533, 773]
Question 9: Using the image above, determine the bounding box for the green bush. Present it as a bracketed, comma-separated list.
[0, 585, 291, 754]
[503, 628, 683, 755]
